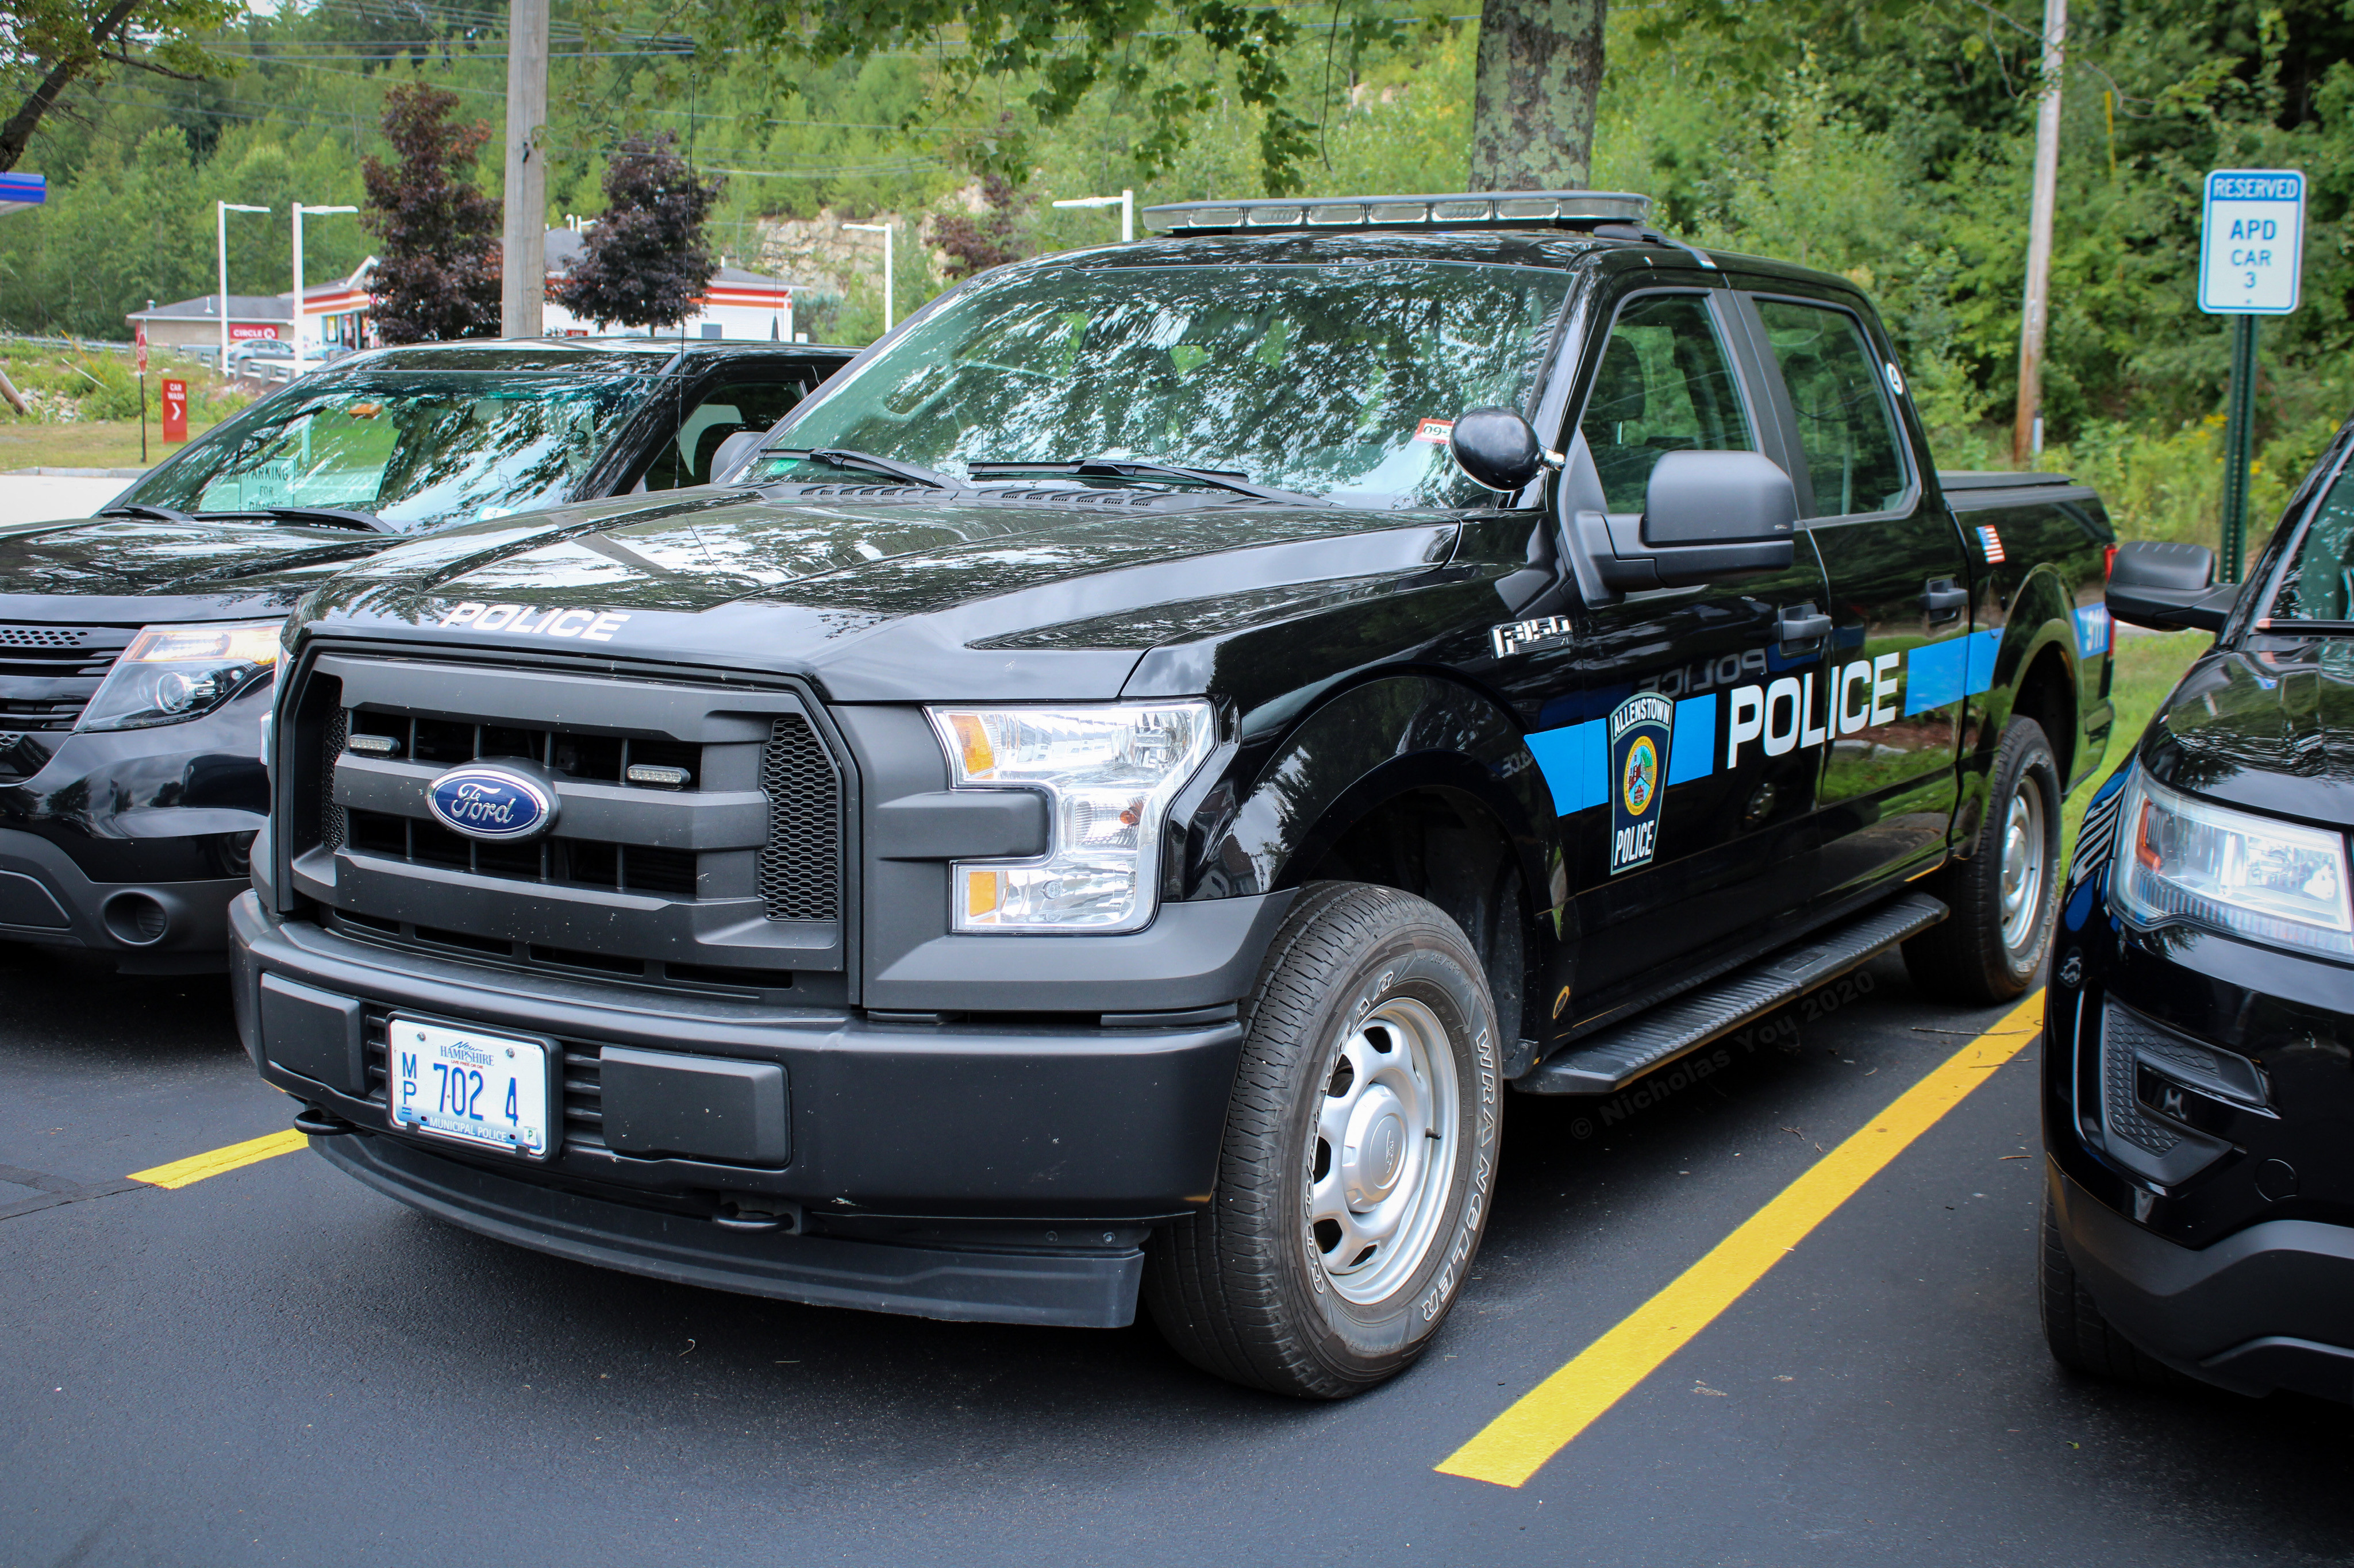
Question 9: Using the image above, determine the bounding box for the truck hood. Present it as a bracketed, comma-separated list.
[2145, 642, 2354, 829]
[0, 513, 386, 623]
[300, 486, 1489, 704]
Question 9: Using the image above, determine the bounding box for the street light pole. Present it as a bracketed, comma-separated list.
[1051, 189, 1134, 243]
[842, 222, 894, 334]
[217, 201, 270, 371]
[291, 203, 358, 375]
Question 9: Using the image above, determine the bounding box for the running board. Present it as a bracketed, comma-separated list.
[1514, 892, 1948, 1096]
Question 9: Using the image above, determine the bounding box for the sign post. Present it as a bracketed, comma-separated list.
[2199, 168, 2305, 581]
[161, 377, 187, 445]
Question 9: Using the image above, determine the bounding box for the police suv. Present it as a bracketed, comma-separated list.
[230, 192, 2115, 1398]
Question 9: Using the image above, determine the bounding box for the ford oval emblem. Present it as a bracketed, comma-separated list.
[425, 765, 558, 842]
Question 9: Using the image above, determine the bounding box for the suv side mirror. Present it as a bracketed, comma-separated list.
[1449, 407, 1562, 494]
[2107, 538, 2238, 631]
[710, 429, 766, 485]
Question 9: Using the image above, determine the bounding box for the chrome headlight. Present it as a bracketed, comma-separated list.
[2112, 769, 2354, 957]
[76, 620, 281, 733]
[926, 701, 1217, 933]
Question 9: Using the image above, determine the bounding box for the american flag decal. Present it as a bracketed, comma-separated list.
[1976, 524, 2006, 564]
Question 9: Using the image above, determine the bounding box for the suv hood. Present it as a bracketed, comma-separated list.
[299, 486, 1490, 703]
[0, 513, 387, 623]
[2146, 642, 2354, 829]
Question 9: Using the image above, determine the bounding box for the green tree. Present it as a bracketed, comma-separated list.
[0, 0, 239, 171]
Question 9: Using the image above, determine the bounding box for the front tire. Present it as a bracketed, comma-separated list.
[1144, 883, 1503, 1399]
[1905, 716, 2062, 1004]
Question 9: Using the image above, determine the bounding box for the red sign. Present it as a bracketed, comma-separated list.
[228, 324, 279, 341]
[134, 321, 148, 374]
[161, 378, 188, 443]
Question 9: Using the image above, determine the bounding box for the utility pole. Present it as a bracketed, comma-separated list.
[501, 0, 550, 338]
[217, 201, 270, 371]
[2012, 0, 2067, 468]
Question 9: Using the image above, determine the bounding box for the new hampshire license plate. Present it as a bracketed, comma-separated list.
[388, 1018, 552, 1158]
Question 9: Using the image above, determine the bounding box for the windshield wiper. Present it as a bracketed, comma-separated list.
[965, 459, 1323, 506]
[260, 505, 394, 533]
[770, 448, 954, 490]
[99, 503, 197, 523]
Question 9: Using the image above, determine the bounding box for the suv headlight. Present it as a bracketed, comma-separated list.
[2112, 769, 2354, 957]
[926, 701, 1217, 933]
[77, 621, 280, 733]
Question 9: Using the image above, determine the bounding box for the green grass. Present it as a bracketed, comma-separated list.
[2060, 629, 2210, 865]
[0, 418, 224, 472]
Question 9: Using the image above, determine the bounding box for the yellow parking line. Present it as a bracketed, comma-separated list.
[1437, 989, 2045, 1489]
[129, 1128, 309, 1190]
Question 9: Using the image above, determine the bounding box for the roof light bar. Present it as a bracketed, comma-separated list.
[1141, 190, 1652, 236]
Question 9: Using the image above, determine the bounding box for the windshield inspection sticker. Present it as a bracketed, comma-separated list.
[1414, 418, 1456, 445]
[1607, 693, 1675, 875]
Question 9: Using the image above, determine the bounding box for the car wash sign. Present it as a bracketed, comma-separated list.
[2199, 169, 2305, 315]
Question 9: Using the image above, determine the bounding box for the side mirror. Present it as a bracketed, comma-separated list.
[710, 429, 767, 486]
[1642, 450, 1799, 546]
[1449, 407, 1561, 494]
[2107, 539, 2237, 631]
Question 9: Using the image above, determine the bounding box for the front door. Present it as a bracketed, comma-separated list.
[1740, 293, 1974, 896]
[1509, 288, 1834, 1019]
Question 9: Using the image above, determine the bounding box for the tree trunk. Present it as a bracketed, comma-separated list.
[0, 0, 143, 174]
[1468, 0, 1606, 191]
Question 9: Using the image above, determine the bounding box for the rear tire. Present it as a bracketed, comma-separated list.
[1144, 882, 1503, 1399]
[2038, 1184, 2191, 1389]
[1905, 716, 2061, 1004]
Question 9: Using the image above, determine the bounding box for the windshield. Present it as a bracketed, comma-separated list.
[752, 261, 1574, 507]
[2264, 459, 2354, 622]
[113, 371, 658, 531]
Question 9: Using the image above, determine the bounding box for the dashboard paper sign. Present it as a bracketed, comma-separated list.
[160, 377, 187, 442]
[2200, 169, 2304, 315]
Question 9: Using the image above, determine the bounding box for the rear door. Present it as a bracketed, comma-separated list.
[1515, 287, 1836, 1010]
[1736, 291, 1974, 896]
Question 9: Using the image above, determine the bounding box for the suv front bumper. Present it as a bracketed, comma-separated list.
[2051, 1162, 2354, 1401]
[230, 892, 1264, 1328]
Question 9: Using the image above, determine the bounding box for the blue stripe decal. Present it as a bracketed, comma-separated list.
[1668, 695, 1717, 785]
[1525, 719, 1605, 815]
[1904, 637, 1966, 715]
[1964, 626, 2003, 696]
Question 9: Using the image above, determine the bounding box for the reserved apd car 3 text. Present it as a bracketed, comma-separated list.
[0, 336, 847, 969]
[2044, 418, 2354, 1405]
[232, 191, 2115, 1397]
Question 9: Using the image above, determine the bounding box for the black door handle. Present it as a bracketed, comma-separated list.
[1924, 577, 1969, 623]
[1775, 603, 1833, 646]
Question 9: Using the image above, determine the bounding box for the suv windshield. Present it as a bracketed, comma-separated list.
[113, 371, 658, 531]
[752, 261, 1574, 507]
[2265, 459, 2354, 623]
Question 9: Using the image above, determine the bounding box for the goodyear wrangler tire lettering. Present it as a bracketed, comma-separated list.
[1142, 883, 1503, 1400]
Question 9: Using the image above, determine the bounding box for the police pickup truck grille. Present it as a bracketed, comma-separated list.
[0, 624, 133, 777]
[287, 651, 848, 981]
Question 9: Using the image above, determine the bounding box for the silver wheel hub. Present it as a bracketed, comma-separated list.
[1307, 996, 1462, 1305]
[1998, 779, 2047, 956]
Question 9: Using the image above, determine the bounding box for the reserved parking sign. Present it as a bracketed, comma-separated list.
[2199, 168, 2305, 314]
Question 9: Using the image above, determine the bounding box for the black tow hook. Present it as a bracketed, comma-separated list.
[293, 1106, 358, 1137]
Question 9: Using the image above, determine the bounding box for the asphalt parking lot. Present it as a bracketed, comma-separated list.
[3, 938, 2350, 1567]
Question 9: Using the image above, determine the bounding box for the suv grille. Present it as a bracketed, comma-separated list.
[0, 624, 133, 776]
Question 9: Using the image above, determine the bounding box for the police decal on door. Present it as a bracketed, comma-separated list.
[1609, 693, 1675, 874]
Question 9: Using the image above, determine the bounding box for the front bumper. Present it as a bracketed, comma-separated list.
[232, 892, 1259, 1327]
[0, 826, 248, 970]
[2051, 1162, 2354, 1401]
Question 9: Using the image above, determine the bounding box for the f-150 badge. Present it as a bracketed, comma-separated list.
[1490, 614, 1574, 659]
[1609, 692, 1675, 875]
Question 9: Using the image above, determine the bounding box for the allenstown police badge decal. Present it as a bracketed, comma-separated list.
[1607, 692, 1675, 875]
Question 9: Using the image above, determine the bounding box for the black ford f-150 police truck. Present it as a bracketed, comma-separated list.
[0, 337, 847, 970]
[230, 191, 2115, 1398]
